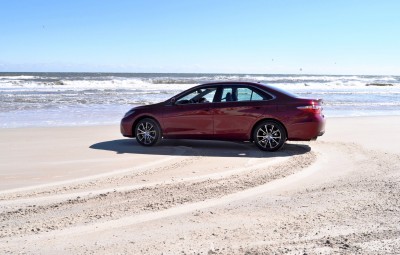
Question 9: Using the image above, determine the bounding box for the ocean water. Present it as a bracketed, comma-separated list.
[1, 72, 399, 128]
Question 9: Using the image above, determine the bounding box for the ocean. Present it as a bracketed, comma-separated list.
[1, 72, 399, 128]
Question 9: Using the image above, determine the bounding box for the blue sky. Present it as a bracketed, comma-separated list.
[1, 0, 399, 74]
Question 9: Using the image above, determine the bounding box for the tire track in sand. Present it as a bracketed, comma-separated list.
[0, 145, 315, 239]
[0, 156, 287, 207]
[0, 155, 180, 196]
[0, 142, 298, 201]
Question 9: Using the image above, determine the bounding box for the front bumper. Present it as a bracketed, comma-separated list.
[120, 117, 134, 137]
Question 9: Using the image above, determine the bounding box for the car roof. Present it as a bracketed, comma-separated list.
[201, 81, 261, 86]
[195, 81, 268, 88]
[196, 81, 277, 91]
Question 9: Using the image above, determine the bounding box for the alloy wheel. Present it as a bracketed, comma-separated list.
[136, 121, 157, 145]
[255, 123, 283, 150]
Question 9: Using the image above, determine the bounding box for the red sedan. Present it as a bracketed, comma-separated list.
[120, 82, 325, 151]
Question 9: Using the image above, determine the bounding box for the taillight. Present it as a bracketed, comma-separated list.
[297, 101, 323, 114]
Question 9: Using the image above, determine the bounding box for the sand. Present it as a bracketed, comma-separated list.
[0, 116, 399, 254]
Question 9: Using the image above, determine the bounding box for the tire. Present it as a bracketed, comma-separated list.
[253, 120, 286, 151]
[135, 118, 162, 146]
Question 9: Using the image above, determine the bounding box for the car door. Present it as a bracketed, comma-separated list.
[161, 87, 217, 139]
[213, 85, 276, 140]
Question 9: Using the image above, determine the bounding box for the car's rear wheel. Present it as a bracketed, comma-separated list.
[135, 118, 161, 146]
[253, 120, 286, 151]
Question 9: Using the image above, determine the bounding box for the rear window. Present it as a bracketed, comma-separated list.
[261, 84, 299, 98]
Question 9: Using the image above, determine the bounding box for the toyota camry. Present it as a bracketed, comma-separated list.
[120, 82, 325, 151]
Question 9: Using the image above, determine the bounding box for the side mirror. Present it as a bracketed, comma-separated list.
[170, 97, 176, 105]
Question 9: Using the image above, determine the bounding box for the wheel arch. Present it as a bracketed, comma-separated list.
[250, 118, 288, 142]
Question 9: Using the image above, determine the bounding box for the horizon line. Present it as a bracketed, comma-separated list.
[0, 71, 399, 76]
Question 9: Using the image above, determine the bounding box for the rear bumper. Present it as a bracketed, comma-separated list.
[287, 115, 325, 141]
[310, 130, 325, 141]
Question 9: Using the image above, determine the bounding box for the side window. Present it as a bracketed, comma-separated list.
[251, 91, 265, 101]
[176, 87, 217, 104]
[237, 87, 266, 101]
[218, 86, 272, 103]
[221, 88, 234, 102]
[202, 88, 217, 102]
[236, 87, 252, 101]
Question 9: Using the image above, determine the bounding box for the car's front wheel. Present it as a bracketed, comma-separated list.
[253, 120, 286, 151]
[135, 118, 161, 146]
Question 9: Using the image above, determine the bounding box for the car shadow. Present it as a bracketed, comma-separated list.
[89, 139, 311, 158]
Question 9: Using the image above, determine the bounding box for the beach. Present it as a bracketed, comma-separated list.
[3, 0, 400, 252]
[1, 116, 399, 254]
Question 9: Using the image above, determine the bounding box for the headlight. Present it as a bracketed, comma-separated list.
[124, 109, 136, 117]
